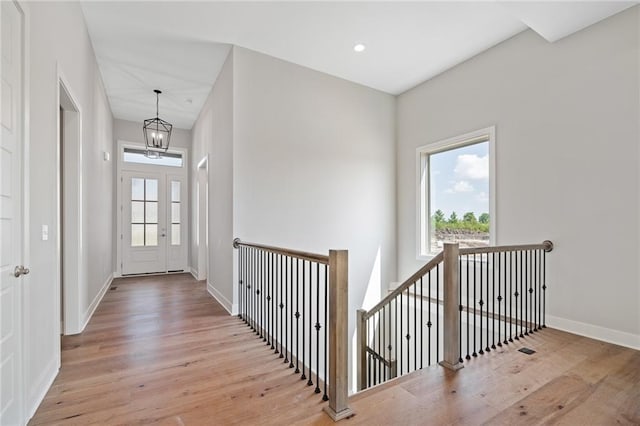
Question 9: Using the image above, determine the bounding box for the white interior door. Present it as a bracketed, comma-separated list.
[0, 1, 25, 424]
[122, 172, 167, 275]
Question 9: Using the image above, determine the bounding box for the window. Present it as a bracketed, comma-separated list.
[123, 147, 183, 167]
[171, 180, 181, 245]
[131, 178, 158, 246]
[417, 127, 495, 257]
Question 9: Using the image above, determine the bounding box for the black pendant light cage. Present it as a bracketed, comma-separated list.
[143, 89, 172, 156]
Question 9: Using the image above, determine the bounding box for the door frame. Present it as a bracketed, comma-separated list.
[196, 155, 208, 281]
[56, 69, 83, 335]
[115, 140, 188, 277]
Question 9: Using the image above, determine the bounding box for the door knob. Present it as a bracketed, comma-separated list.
[14, 265, 30, 277]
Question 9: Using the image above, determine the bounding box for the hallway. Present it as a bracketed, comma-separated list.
[30, 274, 328, 425]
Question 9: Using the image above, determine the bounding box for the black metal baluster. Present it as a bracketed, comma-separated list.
[491, 252, 496, 350]
[314, 263, 321, 393]
[382, 305, 387, 381]
[517, 250, 522, 339]
[247, 248, 256, 330]
[509, 252, 518, 342]
[527, 250, 532, 335]
[251, 248, 256, 331]
[420, 276, 424, 369]
[466, 255, 470, 360]
[542, 250, 547, 328]
[485, 253, 490, 353]
[307, 261, 313, 387]
[295, 258, 300, 373]
[323, 264, 328, 400]
[479, 255, 484, 355]
[285, 256, 290, 365]
[387, 303, 392, 376]
[396, 293, 404, 376]
[516, 251, 526, 337]
[268, 252, 272, 347]
[498, 251, 504, 347]
[531, 250, 535, 333]
[428, 271, 432, 365]
[260, 251, 264, 339]
[436, 263, 440, 362]
[531, 250, 539, 332]
[278, 255, 284, 356]
[458, 258, 463, 363]
[413, 282, 417, 372]
[289, 256, 295, 368]
[537, 249, 541, 330]
[524, 250, 529, 336]
[394, 296, 398, 375]
[473, 254, 477, 357]
[405, 289, 409, 373]
[238, 246, 243, 319]
[405, 288, 410, 373]
[301, 260, 306, 380]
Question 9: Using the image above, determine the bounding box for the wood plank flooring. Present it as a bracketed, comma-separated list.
[31, 274, 640, 425]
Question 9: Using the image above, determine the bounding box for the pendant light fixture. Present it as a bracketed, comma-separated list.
[143, 89, 172, 156]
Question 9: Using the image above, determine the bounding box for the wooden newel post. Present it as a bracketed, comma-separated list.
[356, 309, 367, 391]
[439, 243, 464, 371]
[324, 250, 354, 421]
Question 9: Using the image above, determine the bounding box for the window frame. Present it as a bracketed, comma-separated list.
[415, 126, 496, 260]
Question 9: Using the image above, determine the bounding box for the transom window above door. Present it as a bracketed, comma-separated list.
[123, 147, 183, 167]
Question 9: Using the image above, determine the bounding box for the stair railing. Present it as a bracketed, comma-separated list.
[233, 239, 352, 421]
[357, 240, 553, 391]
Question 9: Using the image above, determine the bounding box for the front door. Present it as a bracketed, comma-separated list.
[121, 172, 187, 275]
[0, 1, 25, 424]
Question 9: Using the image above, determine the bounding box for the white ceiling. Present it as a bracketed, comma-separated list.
[81, 1, 636, 130]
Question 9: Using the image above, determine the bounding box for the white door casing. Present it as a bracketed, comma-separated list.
[0, 1, 25, 424]
[117, 142, 188, 276]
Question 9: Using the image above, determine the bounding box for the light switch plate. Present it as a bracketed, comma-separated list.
[42, 225, 48, 241]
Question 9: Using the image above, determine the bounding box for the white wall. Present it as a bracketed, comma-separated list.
[232, 47, 397, 387]
[25, 1, 114, 417]
[190, 50, 235, 311]
[397, 7, 640, 348]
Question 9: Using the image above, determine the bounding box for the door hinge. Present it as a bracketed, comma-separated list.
[120, 234, 123, 240]
[121, 176, 123, 182]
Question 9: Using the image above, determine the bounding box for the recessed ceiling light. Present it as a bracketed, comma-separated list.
[353, 43, 366, 53]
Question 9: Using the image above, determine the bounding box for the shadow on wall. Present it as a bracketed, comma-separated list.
[351, 246, 382, 393]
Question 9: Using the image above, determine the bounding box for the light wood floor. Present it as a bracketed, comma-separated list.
[31, 274, 640, 425]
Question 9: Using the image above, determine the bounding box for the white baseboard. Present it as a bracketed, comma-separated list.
[547, 314, 640, 350]
[27, 357, 59, 422]
[190, 267, 199, 280]
[206, 282, 237, 315]
[80, 273, 113, 332]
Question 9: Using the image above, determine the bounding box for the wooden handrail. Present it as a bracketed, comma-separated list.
[459, 240, 553, 255]
[233, 238, 329, 264]
[364, 252, 443, 320]
[364, 240, 552, 320]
